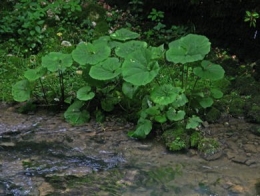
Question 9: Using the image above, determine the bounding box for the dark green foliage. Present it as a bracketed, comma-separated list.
[205, 107, 221, 123]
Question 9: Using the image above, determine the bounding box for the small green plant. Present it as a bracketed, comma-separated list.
[244, 10, 259, 27]
[148, 9, 164, 23]
[144, 8, 189, 45]
[128, 0, 144, 17]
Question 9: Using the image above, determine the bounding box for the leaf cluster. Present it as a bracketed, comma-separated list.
[12, 28, 225, 147]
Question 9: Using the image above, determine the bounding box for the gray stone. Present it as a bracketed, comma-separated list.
[243, 144, 257, 153]
[245, 159, 257, 166]
[231, 156, 248, 164]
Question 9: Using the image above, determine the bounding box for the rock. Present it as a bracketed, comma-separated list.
[243, 144, 257, 153]
[231, 156, 247, 164]
[226, 151, 236, 159]
[249, 125, 260, 136]
[245, 159, 257, 166]
[0, 142, 15, 147]
[38, 182, 54, 196]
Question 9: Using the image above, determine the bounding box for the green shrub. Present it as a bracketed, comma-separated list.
[12, 28, 226, 149]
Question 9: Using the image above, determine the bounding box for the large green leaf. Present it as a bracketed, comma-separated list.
[12, 80, 31, 102]
[64, 100, 90, 125]
[89, 57, 121, 80]
[42, 52, 72, 72]
[193, 60, 225, 81]
[76, 86, 95, 101]
[122, 49, 160, 86]
[110, 28, 140, 41]
[166, 34, 211, 64]
[172, 93, 188, 108]
[166, 108, 186, 121]
[128, 119, 152, 139]
[151, 84, 182, 105]
[72, 42, 110, 66]
[115, 40, 147, 58]
[24, 66, 46, 81]
[82, 67, 105, 87]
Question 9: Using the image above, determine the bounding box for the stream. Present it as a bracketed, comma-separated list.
[0, 104, 260, 196]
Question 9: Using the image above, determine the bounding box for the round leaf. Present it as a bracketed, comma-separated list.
[210, 88, 223, 99]
[72, 42, 110, 66]
[12, 80, 31, 102]
[199, 97, 214, 108]
[110, 28, 140, 41]
[115, 40, 147, 58]
[24, 67, 46, 82]
[76, 86, 95, 101]
[89, 57, 121, 80]
[166, 108, 186, 121]
[64, 100, 90, 125]
[151, 84, 182, 105]
[122, 49, 160, 86]
[166, 34, 211, 64]
[193, 60, 225, 81]
[42, 52, 72, 72]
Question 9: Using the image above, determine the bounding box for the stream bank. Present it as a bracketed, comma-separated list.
[0, 104, 260, 196]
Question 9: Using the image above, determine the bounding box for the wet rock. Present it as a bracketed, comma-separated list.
[228, 184, 245, 195]
[0, 142, 15, 147]
[38, 181, 54, 196]
[231, 156, 248, 164]
[226, 151, 236, 159]
[245, 159, 257, 166]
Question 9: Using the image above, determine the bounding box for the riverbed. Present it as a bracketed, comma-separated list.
[0, 105, 260, 196]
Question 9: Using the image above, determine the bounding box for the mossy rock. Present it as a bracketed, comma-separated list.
[162, 126, 190, 151]
[246, 104, 260, 123]
[229, 96, 246, 118]
[205, 107, 221, 123]
[249, 125, 260, 136]
[234, 76, 258, 95]
[198, 138, 222, 161]
[190, 131, 202, 148]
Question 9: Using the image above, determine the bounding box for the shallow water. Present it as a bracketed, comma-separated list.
[0, 107, 260, 196]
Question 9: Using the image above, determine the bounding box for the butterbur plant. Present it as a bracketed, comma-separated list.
[12, 52, 74, 106]
[12, 28, 225, 145]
